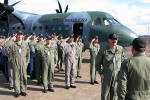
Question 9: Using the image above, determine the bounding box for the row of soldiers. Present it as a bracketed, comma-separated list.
[1, 31, 150, 100]
[0, 31, 85, 97]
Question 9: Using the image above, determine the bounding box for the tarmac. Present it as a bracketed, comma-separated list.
[0, 50, 101, 100]
[0, 44, 150, 100]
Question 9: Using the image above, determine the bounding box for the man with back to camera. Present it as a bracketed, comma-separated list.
[97, 33, 125, 100]
[118, 37, 150, 100]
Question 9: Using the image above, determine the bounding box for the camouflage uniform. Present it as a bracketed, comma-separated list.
[76, 41, 84, 77]
[9, 40, 30, 94]
[35, 41, 44, 83]
[89, 41, 100, 83]
[118, 52, 150, 100]
[97, 44, 124, 100]
[41, 44, 55, 90]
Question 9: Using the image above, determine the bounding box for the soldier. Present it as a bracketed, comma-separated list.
[8, 31, 30, 97]
[118, 38, 150, 100]
[76, 36, 84, 78]
[57, 34, 65, 72]
[97, 33, 124, 100]
[0, 36, 9, 82]
[24, 34, 30, 43]
[89, 36, 100, 85]
[28, 33, 36, 79]
[51, 33, 58, 68]
[35, 34, 44, 85]
[3, 34, 16, 90]
[61, 35, 78, 89]
[41, 36, 55, 93]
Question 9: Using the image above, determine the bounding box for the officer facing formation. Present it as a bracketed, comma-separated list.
[61, 35, 78, 89]
[7, 31, 30, 97]
[76, 36, 84, 78]
[41, 36, 55, 93]
[35, 34, 45, 85]
[97, 33, 124, 100]
[89, 36, 100, 85]
[118, 38, 150, 100]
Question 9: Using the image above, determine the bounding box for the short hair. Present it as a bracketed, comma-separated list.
[132, 38, 146, 52]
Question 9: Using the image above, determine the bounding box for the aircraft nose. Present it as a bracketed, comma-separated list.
[117, 25, 138, 46]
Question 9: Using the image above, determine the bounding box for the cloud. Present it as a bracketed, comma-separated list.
[139, 0, 150, 3]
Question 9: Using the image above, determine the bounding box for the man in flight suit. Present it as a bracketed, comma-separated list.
[97, 33, 124, 100]
[8, 31, 30, 97]
[28, 33, 36, 79]
[41, 36, 55, 93]
[61, 35, 78, 89]
[57, 34, 65, 72]
[35, 34, 44, 85]
[76, 36, 84, 78]
[118, 38, 150, 100]
[89, 36, 100, 85]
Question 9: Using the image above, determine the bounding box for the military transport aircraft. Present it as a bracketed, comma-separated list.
[0, 0, 138, 46]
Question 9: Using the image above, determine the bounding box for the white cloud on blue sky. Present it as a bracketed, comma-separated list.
[2, 0, 150, 35]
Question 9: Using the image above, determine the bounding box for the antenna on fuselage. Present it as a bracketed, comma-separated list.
[55, 0, 68, 13]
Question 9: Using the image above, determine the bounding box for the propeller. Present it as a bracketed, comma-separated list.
[0, 0, 21, 35]
[55, 0, 69, 13]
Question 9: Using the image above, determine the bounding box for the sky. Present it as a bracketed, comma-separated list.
[1, 0, 150, 35]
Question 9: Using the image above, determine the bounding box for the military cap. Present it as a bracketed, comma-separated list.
[10, 33, 15, 37]
[38, 33, 43, 38]
[132, 38, 146, 49]
[108, 33, 118, 40]
[16, 30, 23, 35]
[69, 35, 74, 38]
[46, 36, 52, 40]
[95, 36, 98, 39]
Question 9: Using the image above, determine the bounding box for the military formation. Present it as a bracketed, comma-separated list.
[0, 31, 150, 100]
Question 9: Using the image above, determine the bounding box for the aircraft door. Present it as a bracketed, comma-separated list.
[73, 23, 83, 41]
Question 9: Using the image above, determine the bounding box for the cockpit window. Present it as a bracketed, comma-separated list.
[92, 17, 102, 26]
[103, 18, 110, 26]
[108, 18, 120, 24]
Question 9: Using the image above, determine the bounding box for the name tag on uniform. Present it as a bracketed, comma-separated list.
[72, 51, 74, 54]
[113, 57, 116, 64]
[48, 51, 50, 55]
[19, 48, 22, 54]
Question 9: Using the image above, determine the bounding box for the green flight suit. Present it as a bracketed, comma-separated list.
[41, 44, 55, 90]
[97, 44, 124, 100]
[28, 40, 36, 50]
[76, 41, 84, 76]
[4, 39, 14, 88]
[53, 38, 58, 65]
[118, 53, 150, 100]
[35, 41, 44, 82]
[9, 41, 30, 94]
[89, 41, 100, 83]
[57, 39, 65, 71]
